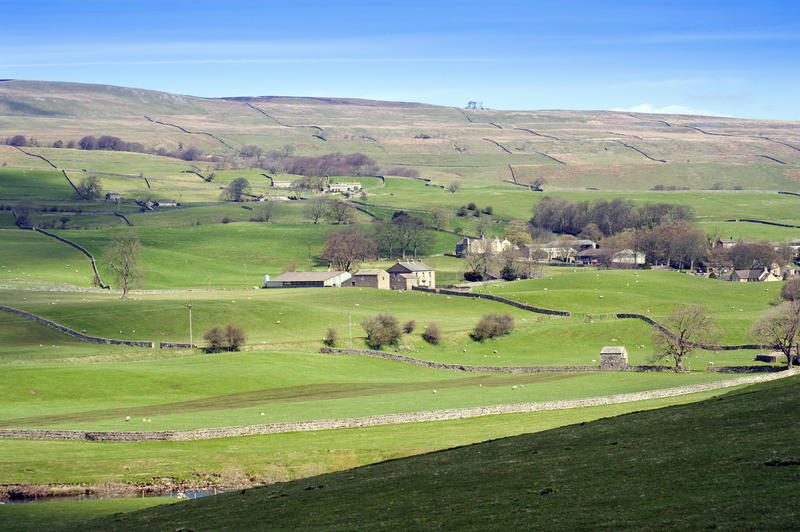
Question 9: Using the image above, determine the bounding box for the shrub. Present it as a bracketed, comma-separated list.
[203, 323, 246, 352]
[501, 264, 517, 281]
[323, 327, 337, 347]
[422, 322, 442, 345]
[361, 313, 401, 349]
[403, 320, 416, 334]
[484, 206, 493, 215]
[463, 271, 483, 282]
[467, 202, 477, 211]
[224, 324, 246, 351]
[471, 313, 515, 341]
[203, 326, 225, 353]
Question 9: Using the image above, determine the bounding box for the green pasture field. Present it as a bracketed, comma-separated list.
[0, 387, 733, 493]
[1, 220, 458, 289]
[478, 268, 780, 343]
[0, 498, 171, 532]
[0, 265, 778, 365]
[369, 177, 800, 233]
[0, 349, 734, 432]
[48, 374, 800, 531]
[0, 229, 97, 286]
[0, 168, 77, 201]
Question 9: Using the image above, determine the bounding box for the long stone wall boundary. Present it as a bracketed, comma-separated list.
[616, 313, 761, 350]
[31, 227, 109, 289]
[0, 306, 153, 348]
[412, 286, 570, 316]
[1, 369, 795, 442]
[321, 347, 597, 373]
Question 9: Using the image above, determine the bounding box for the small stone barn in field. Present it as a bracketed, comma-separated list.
[386, 260, 435, 290]
[264, 271, 351, 288]
[348, 269, 390, 290]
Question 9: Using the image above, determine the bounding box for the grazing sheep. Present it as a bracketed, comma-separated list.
[125, 416, 130, 421]
[433, 390, 437, 395]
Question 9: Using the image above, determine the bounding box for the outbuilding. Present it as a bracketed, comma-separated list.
[264, 271, 351, 288]
[348, 269, 390, 290]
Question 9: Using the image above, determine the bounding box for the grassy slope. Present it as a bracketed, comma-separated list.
[0, 498, 171, 532]
[63, 374, 800, 531]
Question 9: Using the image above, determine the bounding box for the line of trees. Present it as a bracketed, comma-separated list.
[531, 196, 693, 237]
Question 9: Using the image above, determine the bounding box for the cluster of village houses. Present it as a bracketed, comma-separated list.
[456, 235, 800, 282]
[105, 180, 362, 205]
[455, 236, 647, 268]
[264, 259, 435, 290]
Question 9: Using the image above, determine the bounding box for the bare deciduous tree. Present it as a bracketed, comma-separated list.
[782, 277, 800, 301]
[429, 207, 450, 231]
[325, 199, 355, 225]
[321, 229, 376, 271]
[304, 199, 327, 224]
[102, 231, 142, 299]
[752, 301, 800, 368]
[651, 304, 717, 372]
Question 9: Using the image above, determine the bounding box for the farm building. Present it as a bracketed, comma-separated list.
[264, 271, 351, 288]
[718, 268, 780, 282]
[271, 180, 294, 189]
[390, 273, 418, 291]
[537, 239, 597, 262]
[714, 237, 737, 249]
[328, 182, 362, 193]
[154, 198, 177, 207]
[611, 249, 646, 266]
[386, 260, 435, 289]
[348, 269, 390, 290]
[105, 192, 121, 202]
[455, 236, 513, 258]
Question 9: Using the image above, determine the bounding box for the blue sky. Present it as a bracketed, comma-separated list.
[2, 0, 799, 119]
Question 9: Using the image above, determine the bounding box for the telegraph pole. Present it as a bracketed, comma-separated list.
[186, 302, 193, 346]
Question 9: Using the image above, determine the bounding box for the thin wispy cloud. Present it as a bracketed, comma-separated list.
[625, 32, 800, 44]
[0, 57, 498, 68]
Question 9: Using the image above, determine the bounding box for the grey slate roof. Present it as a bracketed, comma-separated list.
[390, 261, 433, 272]
[270, 271, 348, 282]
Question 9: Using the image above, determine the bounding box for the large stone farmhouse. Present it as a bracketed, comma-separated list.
[455, 236, 513, 257]
[386, 260, 436, 290]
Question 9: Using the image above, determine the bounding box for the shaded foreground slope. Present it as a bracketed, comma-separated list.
[73, 375, 800, 531]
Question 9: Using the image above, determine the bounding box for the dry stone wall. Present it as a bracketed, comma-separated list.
[616, 313, 761, 350]
[0, 306, 153, 348]
[1, 369, 795, 442]
[412, 286, 570, 316]
[321, 347, 597, 373]
[29, 227, 109, 289]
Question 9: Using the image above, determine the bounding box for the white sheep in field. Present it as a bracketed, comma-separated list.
[125, 416, 130, 422]
[432, 390, 437, 395]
